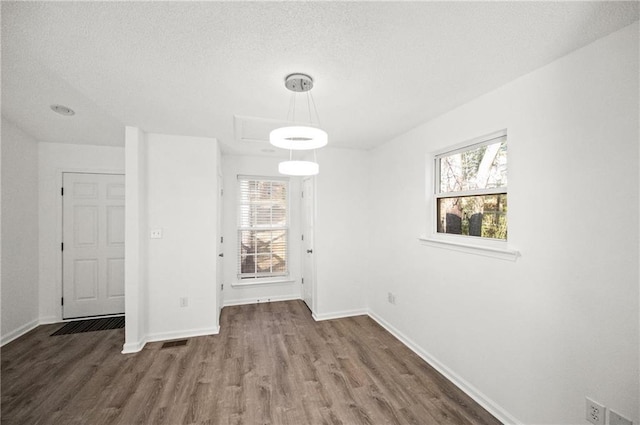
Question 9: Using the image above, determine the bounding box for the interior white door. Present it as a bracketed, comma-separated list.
[301, 177, 316, 312]
[62, 172, 125, 319]
[216, 174, 224, 318]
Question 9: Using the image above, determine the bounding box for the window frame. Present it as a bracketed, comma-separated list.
[236, 175, 290, 281]
[420, 129, 519, 261]
[434, 130, 508, 241]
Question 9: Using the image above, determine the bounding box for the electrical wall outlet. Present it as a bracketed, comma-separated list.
[609, 410, 633, 425]
[585, 398, 605, 425]
[150, 228, 163, 239]
[180, 297, 188, 308]
[387, 292, 396, 304]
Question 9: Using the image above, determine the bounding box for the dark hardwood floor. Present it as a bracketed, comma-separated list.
[1, 300, 501, 425]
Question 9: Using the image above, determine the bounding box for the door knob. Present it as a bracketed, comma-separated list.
[218, 253, 224, 257]
[306, 249, 313, 254]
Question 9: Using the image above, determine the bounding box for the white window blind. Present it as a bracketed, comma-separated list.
[237, 176, 289, 280]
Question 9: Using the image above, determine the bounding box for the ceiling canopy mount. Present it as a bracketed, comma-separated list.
[284, 73, 314, 93]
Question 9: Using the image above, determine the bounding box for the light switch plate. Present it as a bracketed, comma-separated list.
[150, 228, 163, 239]
[609, 410, 633, 425]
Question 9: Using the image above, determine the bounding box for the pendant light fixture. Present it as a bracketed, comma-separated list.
[270, 73, 327, 176]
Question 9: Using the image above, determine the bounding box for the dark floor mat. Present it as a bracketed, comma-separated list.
[51, 316, 125, 336]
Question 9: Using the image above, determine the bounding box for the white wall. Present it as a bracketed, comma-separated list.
[221, 155, 302, 306]
[1, 116, 39, 344]
[368, 22, 639, 424]
[143, 132, 219, 342]
[313, 147, 370, 319]
[38, 142, 124, 323]
[123, 127, 148, 353]
[0, 119, 2, 343]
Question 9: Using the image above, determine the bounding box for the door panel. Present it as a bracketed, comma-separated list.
[106, 182, 125, 199]
[73, 259, 98, 300]
[106, 258, 125, 297]
[73, 182, 98, 198]
[106, 206, 125, 245]
[74, 206, 98, 246]
[63, 172, 125, 318]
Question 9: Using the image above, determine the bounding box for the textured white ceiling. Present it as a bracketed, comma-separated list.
[2, 2, 638, 154]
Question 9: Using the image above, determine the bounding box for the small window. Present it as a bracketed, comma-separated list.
[435, 132, 507, 240]
[237, 176, 289, 280]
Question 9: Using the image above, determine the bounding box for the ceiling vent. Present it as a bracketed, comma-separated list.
[234, 115, 292, 144]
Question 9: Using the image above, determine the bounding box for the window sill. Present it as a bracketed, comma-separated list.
[418, 236, 520, 261]
[231, 278, 296, 288]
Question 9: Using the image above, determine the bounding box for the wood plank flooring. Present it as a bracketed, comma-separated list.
[1, 300, 502, 425]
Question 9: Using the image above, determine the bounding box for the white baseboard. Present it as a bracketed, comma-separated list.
[146, 326, 220, 344]
[121, 325, 220, 354]
[223, 294, 301, 307]
[1, 318, 40, 347]
[367, 310, 521, 425]
[312, 308, 368, 321]
[122, 339, 146, 354]
[38, 315, 61, 325]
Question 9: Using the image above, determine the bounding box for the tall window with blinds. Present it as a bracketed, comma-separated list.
[237, 176, 289, 280]
[435, 131, 507, 240]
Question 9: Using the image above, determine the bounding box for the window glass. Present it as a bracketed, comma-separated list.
[436, 194, 507, 239]
[436, 134, 507, 240]
[439, 139, 507, 193]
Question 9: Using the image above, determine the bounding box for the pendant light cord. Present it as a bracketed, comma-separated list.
[291, 92, 297, 123]
[286, 82, 321, 127]
[309, 91, 322, 127]
[306, 92, 313, 125]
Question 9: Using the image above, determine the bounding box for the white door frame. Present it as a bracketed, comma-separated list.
[301, 177, 317, 314]
[55, 168, 125, 322]
[216, 172, 224, 323]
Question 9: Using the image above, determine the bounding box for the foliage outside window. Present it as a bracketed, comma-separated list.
[435, 132, 507, 240]
[237, 176, 288, 279]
